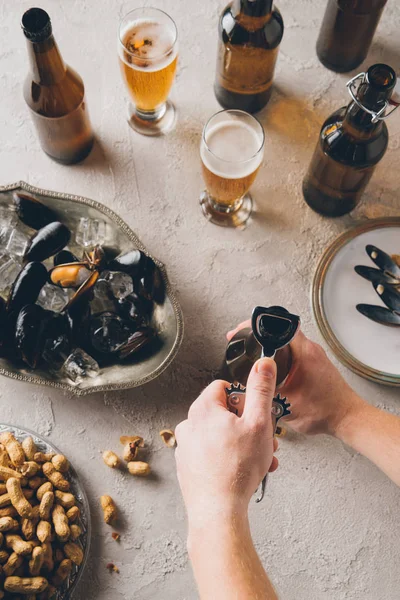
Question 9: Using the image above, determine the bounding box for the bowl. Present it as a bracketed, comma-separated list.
[0, 181, 184, 396]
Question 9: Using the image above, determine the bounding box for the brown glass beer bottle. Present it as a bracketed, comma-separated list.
[303, 64, 396, 217]
[316, 0, 388, 73]
[22, 8, 94, 164]
[214, 0, 284, 113]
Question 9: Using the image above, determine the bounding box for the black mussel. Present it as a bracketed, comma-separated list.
[24, 222, 71, 262]
[356, 304, 400, 327]
[12, 191, 58, 230]
[118, 327, 155, 360]
[107, 250, 148, 278]
[54, 250, 79, 267]
[67, 298, 91, 347]
[118, 292, 153, 324]
[374, 283, 400, 313]
[136, 261, 165, 305]
[354, 265, 400, 286]
[0, 297, 8, 350]
[15, 304, 53, 369]
[89, 312, 133, 355]
[50, 263, 92, 288]
[7, 262, 48, 315]
[366, 245, 400, 279]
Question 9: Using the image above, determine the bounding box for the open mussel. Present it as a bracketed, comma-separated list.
[7, 262, 48, 315]
[50, 263, 92, 289]
[15, 305, 53, 369]
[54, 250, 79, 267]
[136, 261, 165, 305]
[374, 283, 400, 314]
[12, 191, 57, 230]
[366, 245, 400, 279]
[356, 304, 400, 327]
[24, 222, 71, 262]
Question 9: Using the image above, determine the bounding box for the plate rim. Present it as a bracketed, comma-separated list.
[0, 181, 184, 396]
[312, 217, 400, 387]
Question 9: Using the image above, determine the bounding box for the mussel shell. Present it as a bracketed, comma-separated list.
[50, 264, 91, 289]
[117, 292, 153, 324]
[354, 265, 400, 286]
[135, 262, 165, 305]
[54, 250, 79, 267]
[67, 298, 91, 347]
[118, 327, 155, 360]
[24, 222, 71, 262]
[0, 297, 7, 349]
[107, 250, 148, 278]
[374, 284, 400, 313]
[12, 191, 58, 230]
[7, 262, 48, 315]
[366, 245, 400, 279]
[15, 304, 53, 369]
[356, 304, 400, 327]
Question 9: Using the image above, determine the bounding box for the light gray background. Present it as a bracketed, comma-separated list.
[1, 1, 400, 598]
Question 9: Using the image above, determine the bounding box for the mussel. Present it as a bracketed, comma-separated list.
[354, 265, 399, 286]
[136, 262, 165, 305]
[89, 312, 133, 355]
[107, 250, 148, 278]
[118, 292, 153, 324]
[356, 304, 400, 327]
[118, 327, 155, 360]
[366, 245, 400, 279]
[50, 264, 92, 289]
[12, 191, 58, 230]
[374, 283, 400, 313]
[0, 298, 8, 350]
[7, 262, 48, 315]
[24, 222, 71, 262]
[41, 312, 72, 370]
[54, 250, 79, 267]
[15, 305, 53, 368]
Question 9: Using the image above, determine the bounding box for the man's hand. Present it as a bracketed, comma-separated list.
[175, 357, 278, 526]
[227, 321, 362, 436]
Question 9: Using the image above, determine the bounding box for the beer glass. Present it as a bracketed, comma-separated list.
[118, 8, 178, 136]
[200, 110, 264, 227]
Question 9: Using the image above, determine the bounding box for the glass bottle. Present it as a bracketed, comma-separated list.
[316, 0, 388, 73]
[302, 63, 396, 218]
[22, 8, 94, 165]
[214, 0, 284, 114]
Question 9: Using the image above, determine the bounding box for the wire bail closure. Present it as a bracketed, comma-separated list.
[346, 72, 399, 123]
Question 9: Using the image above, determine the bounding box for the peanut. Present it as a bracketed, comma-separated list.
[4, 576, 48, 594]
[54, 548, 64, 563]
[20, 462, 39, 479]
[38, 584, 56, 599]
[21, 507, 40, 541]
[54, 491, 75, 510]
[0, 549, 9, 564]
[22, 437, 37, 461]
[3, 552, 23, 576]
[29, 546, 44, 576]
[0, 484, 7, 495]
[0, 517, 19, 532]
[0, 507, 17, 518]
[120, 435, 144, 447]
[28, 477, 46, 490]
[34, 453, 55, 464]
[0, 532, 3, 546]
[52, 505, 70, 542]
[42, 463, 69, 492]
[100, 495, 117, 525]
[6, 478, 33, 518]
[122, 442, 139, 462]
[52, 558, 72, 587]
[0, 445, 10, 468]
[70, 524, 82, 541]
[41, 543, 53, 573]
[36, 483, 53, 502]
[5, 534, 34, 556]
[66, 506, 80, 523]
[51, 455, 69, 474]
[159, 429, 176, 448]
[0, 433, 25, 467]
[39, 492, 54, 521]
[37, 522, 52, 544]
[0, 466, 24, 482]
[127, 461, 151, 476]
[63, 541, 83, 566]
[102, 450, 121, 469]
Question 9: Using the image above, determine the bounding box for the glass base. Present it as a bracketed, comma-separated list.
[127, 100, 177, 136]
[199, 191, 253, 228]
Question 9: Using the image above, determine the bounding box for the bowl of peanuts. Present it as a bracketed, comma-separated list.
[0, 424, 90, 599]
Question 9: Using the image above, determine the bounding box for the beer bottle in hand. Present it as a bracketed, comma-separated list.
[214, 0, 284, 113]
[303, 64, 396, 217]
[316, 0, 388, 73]
[22, 8, 94, 164]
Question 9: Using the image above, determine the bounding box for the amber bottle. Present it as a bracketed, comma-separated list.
[214, 0, 284, 113]
[22, 8, 94, 164]
[303, 64, 396, 217]
[316, 0, 388, 73]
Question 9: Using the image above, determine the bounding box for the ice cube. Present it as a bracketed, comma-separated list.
[37, 283, 70, 313]
[0, 205, 17, 235]
[101, 271, 133, 300]
[0, 254, 22, 291]
[90, 312, 132, 354]
[76, 218, 107, 248]
[62, 348, 100, 383]
[91, 278, 116, 315]
[4, 228, 29, 258]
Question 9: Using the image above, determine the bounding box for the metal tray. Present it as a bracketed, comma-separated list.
[0, 182, 184, 396]
[312, 217, 400, 387]
[0, 423, 91, 599]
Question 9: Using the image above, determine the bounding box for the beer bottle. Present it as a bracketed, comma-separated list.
[214, 0, 284, 113]
[316, 0, 388, 73]
[22, 8, 94, 164]
[303, 63, 397, 217]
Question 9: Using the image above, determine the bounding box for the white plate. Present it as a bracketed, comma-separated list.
[312, 218, 400, 386]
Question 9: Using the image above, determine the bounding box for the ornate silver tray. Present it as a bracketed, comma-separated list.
[0, 423, 91, 599]
[0, 182, 184, 396]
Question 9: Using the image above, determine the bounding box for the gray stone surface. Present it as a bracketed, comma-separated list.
[1, 0, 400, 599]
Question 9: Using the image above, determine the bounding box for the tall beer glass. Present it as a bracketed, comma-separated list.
[200, 110, 264, 227]
[118, 8, 178, 136]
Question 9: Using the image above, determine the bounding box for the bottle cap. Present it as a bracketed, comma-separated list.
[22, 8, 52, 42]
[346, 65, 399, 123]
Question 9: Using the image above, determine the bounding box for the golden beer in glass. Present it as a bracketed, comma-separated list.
[200, 110, 265, 227]
[118, 8, 178, 136]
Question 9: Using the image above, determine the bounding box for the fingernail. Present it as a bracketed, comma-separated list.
[256, 358, 275, 378]
[227, 329, 234, 338]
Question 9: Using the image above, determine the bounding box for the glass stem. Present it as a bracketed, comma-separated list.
[135, 103, 167, 122]
[209, 195, 244, 214]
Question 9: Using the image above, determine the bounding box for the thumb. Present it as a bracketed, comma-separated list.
[243, 357, 277, 427]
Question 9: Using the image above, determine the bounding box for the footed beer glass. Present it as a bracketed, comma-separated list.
[200, 110, 264, 227]
[118, 7, 178, 136]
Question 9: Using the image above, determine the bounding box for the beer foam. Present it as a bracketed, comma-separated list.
[201, 121, 264, 179]
[120, 19, 177, 72]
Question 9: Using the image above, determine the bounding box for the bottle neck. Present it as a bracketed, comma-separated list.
[343, 81, 390, 138]
[233, 0, 274, 28]
[26, 35, 66, 85]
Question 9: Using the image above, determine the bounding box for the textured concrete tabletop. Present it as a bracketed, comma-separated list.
[1, 0, 400, 599]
